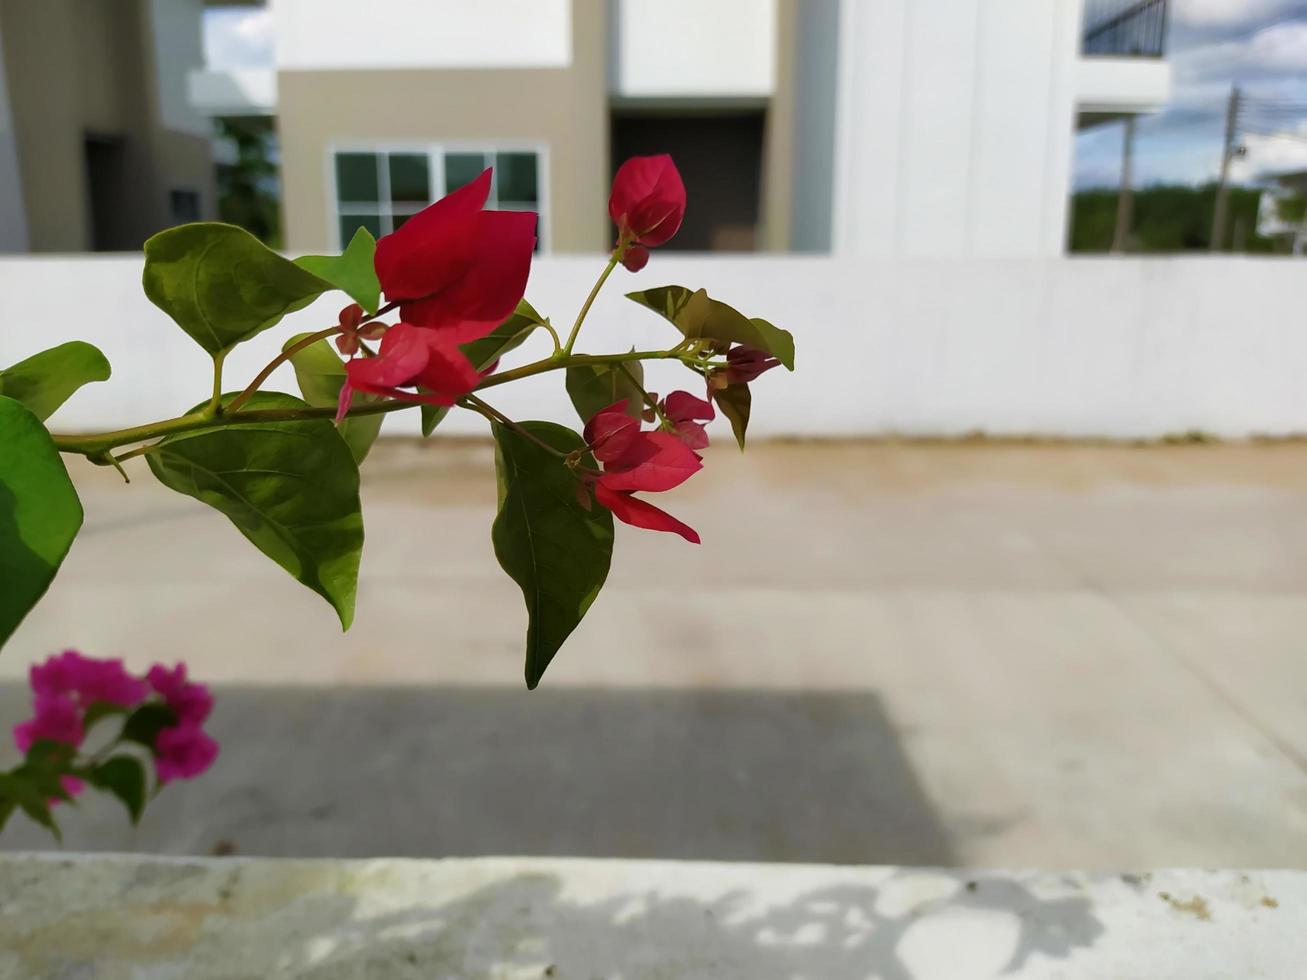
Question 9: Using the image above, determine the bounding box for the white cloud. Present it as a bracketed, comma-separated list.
[203, 7, 274, 69]
[1233, 121, 1307, 178]
[1173, 0, 1303, 29]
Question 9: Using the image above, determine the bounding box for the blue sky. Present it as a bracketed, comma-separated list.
[206, 2, 1307, 189]
[1076, 0, 1307, 187]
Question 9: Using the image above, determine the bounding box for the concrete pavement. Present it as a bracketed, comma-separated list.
[3, 439, 1307, 867]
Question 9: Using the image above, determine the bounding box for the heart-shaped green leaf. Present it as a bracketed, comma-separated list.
[283, 334, 383, 463]
[627, 286, 795, 370]
[0, 342, 111, 422]
[143, 223, 332, 357]
[714, 382, 751, 449]
[145, 392, 363, 629]
[565, 359, 646, 425]
[295, 227, 382, 315]
[0, 396, 84, 650]
[421, 299, 545, 436]
[491, 421, 613, 689]
[87, 756, 147, 824]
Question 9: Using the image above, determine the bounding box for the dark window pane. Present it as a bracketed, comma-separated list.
[388, 154, 429, 205]
[392, 213, 414, 231]
[336, 153, 378, 202]
[496, 152, 538, 204]
[339, 214, 382, 245]
[445, 153, 486, 195]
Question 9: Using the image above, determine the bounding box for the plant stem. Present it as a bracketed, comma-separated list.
[206, 350, 227, 416]
[224, 326, 340, 415]
[459, 394, 568, 458]
[52, 349, 716, 457]
[562, 253, 620, 356]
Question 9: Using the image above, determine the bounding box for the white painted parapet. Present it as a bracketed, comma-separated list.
[0, 854, 1301, 978]
[4, 254, 1307, 440]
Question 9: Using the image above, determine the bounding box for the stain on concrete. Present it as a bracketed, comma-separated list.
[1159, 891, 1212, 921]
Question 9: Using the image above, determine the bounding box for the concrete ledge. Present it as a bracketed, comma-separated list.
[0, 854, 1301, 978]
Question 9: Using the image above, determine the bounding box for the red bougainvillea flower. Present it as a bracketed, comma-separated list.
[147, 662, 219, 783]
[725, 346, 781, 385]
[155, 724, 220, 784]
[334, 303, 386, 356]
[336, 322, 483, 422]
[661, 390, 715, 449]
[30, 650, 149, 708]
[373, 169, 537, 342]
[147, 663, 214, 727]
[584, 400, 703, 543]
[13, 692, 84, 753]
[621, 245, 650, 273]
[609, 154, 686, 251]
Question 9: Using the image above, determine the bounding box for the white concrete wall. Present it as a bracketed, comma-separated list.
[1076, 56, 1172, 115]
[147, 0, 210, 136]
[0, 11, 29, 252]
[610, 0, 776, 98]
[6, 254, 1307, 440]
[829, 0, 1084, 259]
[270, 0, 572, 71]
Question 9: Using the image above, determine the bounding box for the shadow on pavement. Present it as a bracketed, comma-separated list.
[0, 684, 953, 865]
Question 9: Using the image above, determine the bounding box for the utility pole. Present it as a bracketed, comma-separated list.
[1210, 85, 1241, 251]
[1111, 115, 1136, 253]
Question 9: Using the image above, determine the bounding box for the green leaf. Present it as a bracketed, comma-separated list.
[0, 342, 111, 422]
[626, 286, 795, 370]
[714, 383, 751, 450]
[145, 391, 364, 629]
[143, 222, 332, 357]
[0, 396, 83, 650]
[82, 700, 131, 732]
[0, 774, 60, 841]
[421, 299, 545, 437]
[283, 334, 383, 464]
[121, 703, 177, 750]
[87, 756, 148, 824]
[295, 227, 381, 315]
[565, 360, 646, 425]
[491, 421, 613, 689]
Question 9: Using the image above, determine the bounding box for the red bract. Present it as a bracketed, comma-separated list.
[609, 155, 686, 250]
[337, 322, 483, 422]
[584, 400, 702, 544]
[30, 650, 149, 708]
[334, 303, 385, 356]
[155, 724, 220, 784]
[373, 168, 537, 342]
[13, 692, 84, 753]
[726, 346, 781, 384]
[661, 390, 715, 449]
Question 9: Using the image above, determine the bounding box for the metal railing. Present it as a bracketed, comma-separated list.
[1082, 0, 1169, 57]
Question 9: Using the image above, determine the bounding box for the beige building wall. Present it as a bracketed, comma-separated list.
[278, 0, 609, 254]
[0, 0, 214, 252]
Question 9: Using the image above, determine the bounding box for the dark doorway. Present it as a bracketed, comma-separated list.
[611, 111, 764, 251]
[83, 135, 134, 252]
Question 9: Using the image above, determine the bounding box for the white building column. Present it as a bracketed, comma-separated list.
[826, 0, 1084, 259]
[0, 11, 29, 253]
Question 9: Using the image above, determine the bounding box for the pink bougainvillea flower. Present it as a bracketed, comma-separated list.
[661, 390, 715, 450]
[336, 322, 483, 422]
[609, 155, 686, 250]
[333, 303, 386, 356]
[13, 692, 85, 753]
[725, 346, 781, 385]
[30, 650, 148, 708]
[373, 169, 537, 342]
[584, 400, 702, 543]
[154, 723, 220, 784]
[147, 662, 214, 727]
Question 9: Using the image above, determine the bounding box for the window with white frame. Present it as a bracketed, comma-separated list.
[331, 146, 544, 250]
